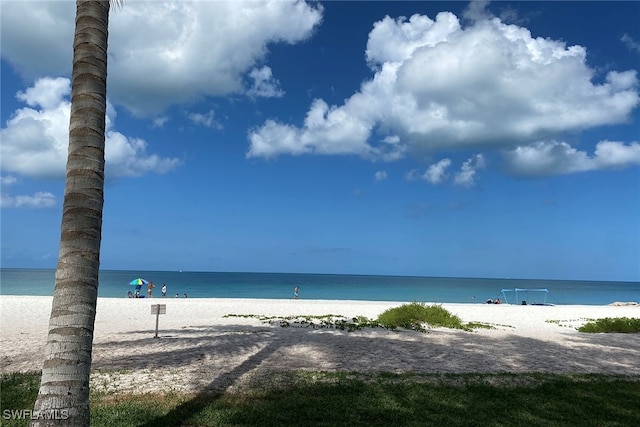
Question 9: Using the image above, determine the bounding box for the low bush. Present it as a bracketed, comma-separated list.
[376, 302, 464, 331]
[578, 317, 640, 333]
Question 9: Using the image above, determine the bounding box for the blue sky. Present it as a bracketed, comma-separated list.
[1, 1, 639, 281]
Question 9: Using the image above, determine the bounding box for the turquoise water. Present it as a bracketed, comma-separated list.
[1, 268, 638, 305]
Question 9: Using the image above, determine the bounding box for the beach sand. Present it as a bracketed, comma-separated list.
[1, 296, 639, 394]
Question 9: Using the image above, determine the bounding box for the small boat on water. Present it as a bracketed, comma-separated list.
[499, 288, 554, 306]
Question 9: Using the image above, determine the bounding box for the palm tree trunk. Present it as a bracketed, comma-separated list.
[32, 1, 110, 425]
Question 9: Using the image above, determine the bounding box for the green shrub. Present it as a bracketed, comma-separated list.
[578, 317, 640, 333]
[377, 302, 464, 331]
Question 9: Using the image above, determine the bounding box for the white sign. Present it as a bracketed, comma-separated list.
[151, 304, 167, 315]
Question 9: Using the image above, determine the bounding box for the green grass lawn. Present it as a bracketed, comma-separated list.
[3, 371, 639, 426]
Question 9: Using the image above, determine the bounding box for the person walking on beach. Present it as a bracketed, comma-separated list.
[147, 281, 155, 298]
[294, 286, 299, 299]
[161, 283, 167, 297]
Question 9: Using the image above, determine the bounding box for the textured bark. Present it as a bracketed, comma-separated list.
[32, 1, 110, 426]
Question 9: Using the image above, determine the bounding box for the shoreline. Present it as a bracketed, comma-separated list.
[2, 296, 639, 394]
[1, 293, 638, 304]
[3, 268, 639, 305]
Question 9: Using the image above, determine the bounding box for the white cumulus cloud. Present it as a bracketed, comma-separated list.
[0, 77, 181, 180]
[0, 0, 323, 117]
[622, 33, 640, 54]
[375, 170, 388, 181]
[0, 176, 18, 186]
[503, 140, 640, 177]
[454, 154, 486, 187]
[248, 97, 375, 158]
[1, 192, 57, 209]
[406, 157, 487, 186]
[247, 66, 285, 98]
[248, 6, 639, 172]
[0, 175, 56, 209]
[188, 110, 223, 129]
[423, 159, 452, 184]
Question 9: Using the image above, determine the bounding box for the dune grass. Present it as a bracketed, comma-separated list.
[2, 371, 640, 426]
[578, 317, 640, 333]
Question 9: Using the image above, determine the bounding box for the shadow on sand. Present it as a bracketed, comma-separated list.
[89, 322, 640, 426]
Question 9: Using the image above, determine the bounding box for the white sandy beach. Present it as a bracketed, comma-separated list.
[1, 296, 639, 394]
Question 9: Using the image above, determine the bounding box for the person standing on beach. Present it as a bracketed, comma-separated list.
[161, 283, 167, 297]
[147, 281, 155, 298]
[294, 286, 299, 299]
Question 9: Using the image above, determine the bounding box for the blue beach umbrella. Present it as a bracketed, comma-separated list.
[129, 278, 149, 286]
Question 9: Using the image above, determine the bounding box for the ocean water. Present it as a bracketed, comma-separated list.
[1, 268, 639, 305]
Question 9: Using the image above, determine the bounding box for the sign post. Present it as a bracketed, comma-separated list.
[151, 304, 166, 338]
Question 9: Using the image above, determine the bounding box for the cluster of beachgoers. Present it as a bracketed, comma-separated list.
[1, 296, 638, 394]
[127, 278, 187, 299]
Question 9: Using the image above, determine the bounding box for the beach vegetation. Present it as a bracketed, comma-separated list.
[376, 302, 465, 331]
[463, 321, 494, 330]
[578, 317, 640, 333]
[545, 318, 594, 329]
[224, 304, 482, 333]
[3, 371, 640, 426]
[224, 314, 381, 331]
